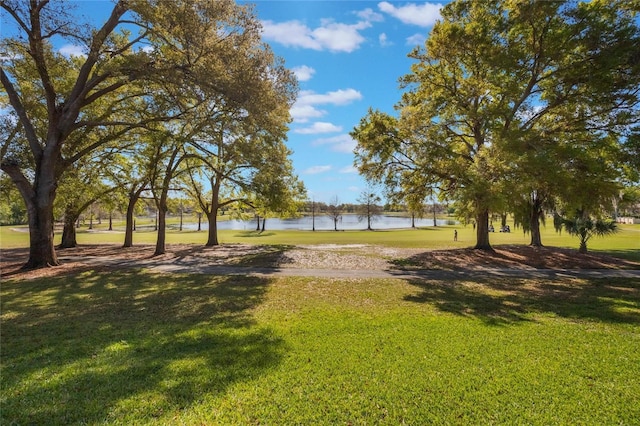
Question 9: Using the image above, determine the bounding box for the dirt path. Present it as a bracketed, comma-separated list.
[105, 260, 640, 280]
[2, 243, 639, 281]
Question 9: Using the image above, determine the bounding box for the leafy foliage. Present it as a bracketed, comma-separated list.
[351, 0, 640, 252]
[1, 0, 299, 267]
[554, 212, 618, 254]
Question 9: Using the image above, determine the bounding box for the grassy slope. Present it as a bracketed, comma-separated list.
[2, 272, 639, 424]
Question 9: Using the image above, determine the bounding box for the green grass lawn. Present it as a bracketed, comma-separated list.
[2, 271, 639, 424]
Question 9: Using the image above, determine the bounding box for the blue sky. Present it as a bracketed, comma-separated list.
[2, 1, 444, 204]
[251, 1, 444, 203]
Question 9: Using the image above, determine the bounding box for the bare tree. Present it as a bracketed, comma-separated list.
[327, 196, 342, 231]
[357, 189, 383, 230]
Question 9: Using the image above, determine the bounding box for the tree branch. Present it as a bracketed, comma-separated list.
[0, 160, 35, 208]
[0, 67, 43, 163]
[64, 0, 129, 121]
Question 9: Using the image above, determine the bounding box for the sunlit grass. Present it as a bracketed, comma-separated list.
[2, 271, 639, 424]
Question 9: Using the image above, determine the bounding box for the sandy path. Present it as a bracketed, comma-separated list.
[2, 243, 638, 281]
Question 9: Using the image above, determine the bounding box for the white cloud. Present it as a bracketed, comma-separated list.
[290, 104, 326, 123]
[406, 33, 427, 46]
[313, 20, 371, 53]
[313, 134, 357, 153]
[356, 8, 384, 22]
[295, 122, 342, 134]
[261, 19, 370, 53]
[292, 65, 316, 82]
[304, 165, 333, 175]
[333, 140, 357, 154]
[291, 88, 363, 123]
[298, 89, 363, 106]
[59, 44, 86, 58]
[314, 134, 351, 146]
[378, 2, 442, 27]
[340, 165, 358, 174]
[379, 33, 392, 47]
[261, 20, 319, 50]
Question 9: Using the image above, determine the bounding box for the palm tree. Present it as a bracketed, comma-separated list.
[555, 213, 617, 254]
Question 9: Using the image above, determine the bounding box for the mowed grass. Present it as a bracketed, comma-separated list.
[2, 270, 639, 424]
[1, 221, 639, 260]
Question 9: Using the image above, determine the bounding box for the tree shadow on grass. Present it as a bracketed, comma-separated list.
[595, 248, 640, 263]
[104, 244, 297, 272]
[391, 245, 640, 270]
[1, 270, 283, 424]
[232, 245, 296, 268]
[167, 243, 296, 268]
[403, 276, 640, 326]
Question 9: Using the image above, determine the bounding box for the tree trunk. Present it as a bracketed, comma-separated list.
[108, 213, 113, 231]
[578, 228, 589, 254]
[261, 217, 266, 232]
[474, 209, 493, 250]
[205, 181, 221, 246]
[25, 200, 59, 268]
[256, 214, 261, 231]
[411, 213, 415, 228]
[154, 205, 167, 256]
[59, 209, 79, 249]
[529, 198, 544, 247]
[579, 239, 588, 253]
[123, 190, 141, 248]
[20, 162, 60, 268]
[2, 159, 60, 268]
[529, 209, 543, 247]
[206, 209, 219, 246]
[197, 212, 202, 231]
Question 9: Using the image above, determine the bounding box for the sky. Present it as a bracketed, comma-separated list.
[250, 1, 444, 203]
[1, 1, 445, 204]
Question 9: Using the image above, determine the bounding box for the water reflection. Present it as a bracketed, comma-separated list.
[182, 215, 454, 231]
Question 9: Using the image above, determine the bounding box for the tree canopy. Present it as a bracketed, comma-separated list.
[352, 0, 640, 251]
[1, 0, 299, 268]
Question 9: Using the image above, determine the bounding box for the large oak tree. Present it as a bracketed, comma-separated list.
[352, 0, 639, 250]
[1, 0, 295, 268]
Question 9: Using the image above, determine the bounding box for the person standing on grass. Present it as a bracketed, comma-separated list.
[454, 230, 458, 241]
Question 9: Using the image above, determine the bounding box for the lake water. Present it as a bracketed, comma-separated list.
[183, 215, 455, 231]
